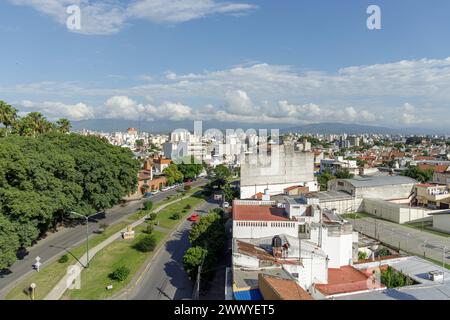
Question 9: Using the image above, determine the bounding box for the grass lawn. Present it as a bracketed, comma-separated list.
[154, 193, 206, 229]
[341, 212, 373, 220]
[6, 221, 130, 300]
[62, 228, 166, 300]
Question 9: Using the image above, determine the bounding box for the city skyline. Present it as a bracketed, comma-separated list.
[0, 0, 450, 131]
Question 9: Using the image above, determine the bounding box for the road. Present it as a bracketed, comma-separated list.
[350, 217, 450, 266]
[0, 178, 208, 298]
[124, 199, 219, 300]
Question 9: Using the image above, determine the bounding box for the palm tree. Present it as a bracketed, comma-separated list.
[56, 118, 71, 133]
[0, 101, 18, 135]
[18, 112, 52, 137]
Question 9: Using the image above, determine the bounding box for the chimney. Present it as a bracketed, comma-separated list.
[262, 188, 270, 201]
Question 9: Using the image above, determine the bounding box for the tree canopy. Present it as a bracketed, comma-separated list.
[163, 164, 184, 185]
[401, 166, 433, 183]
[0, 132, 140, 269]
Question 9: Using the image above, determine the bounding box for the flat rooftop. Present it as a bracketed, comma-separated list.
[233, 267, 292, 289]
[341, 175, 417, 188]
[303, 191, 354, 201]
[337, 256, 450, 300]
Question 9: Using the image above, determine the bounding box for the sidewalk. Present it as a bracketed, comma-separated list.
[45, 193, 196, 300]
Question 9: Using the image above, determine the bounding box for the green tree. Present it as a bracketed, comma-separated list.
[56, 118, 71, 134]
[212, 165, 231, 188]
[183, 246, 208, 279]
[335, 169, 354, 179]
[0, 133, 140, 268]
[0, 101, 18, 133]
[401, 166, 433, 183]
[144, 201, 153, 211]
[317, 170, 336, 191]
[163, 164, 184, 186]
[0, 215, 20, 270]
[134, 235, 157, 252]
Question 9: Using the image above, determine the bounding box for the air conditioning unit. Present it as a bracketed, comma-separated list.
[428, 270, 444, 282]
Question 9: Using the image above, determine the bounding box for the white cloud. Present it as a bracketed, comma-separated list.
[18, 99, 95, 120]
[8, 0, 256, 35]
[5, 57, 450, 126]
[399, 103, 432, 125]
[127, 0, 256, 23]
[101, 96, 196, 121]
[223, 90, 257, 116]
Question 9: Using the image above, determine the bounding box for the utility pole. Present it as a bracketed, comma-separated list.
[195, 264, 202, 300]
[70, 211, 97, 268]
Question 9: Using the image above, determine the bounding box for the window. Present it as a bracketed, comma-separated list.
[299, 224, 307, 234]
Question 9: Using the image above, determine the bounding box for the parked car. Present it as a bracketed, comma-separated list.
[222, 201, 230, 208]
[144, 192, 152, 198]
[188, 213, 200, 222]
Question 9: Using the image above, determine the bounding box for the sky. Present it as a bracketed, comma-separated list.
[0, 0, 450, 130]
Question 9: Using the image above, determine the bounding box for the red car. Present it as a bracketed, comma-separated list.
[188, 213, 200, 222]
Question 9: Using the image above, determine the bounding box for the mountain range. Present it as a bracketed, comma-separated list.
[70, 119, 448, 136]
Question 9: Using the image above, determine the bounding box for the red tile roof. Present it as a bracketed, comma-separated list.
[233, 204, 288, 221]
[415, 156, 436, 161]
[416, 183, 441, 188]
[259, 274, 314, 300]
[314, 266, 384, 296]
[418, 164, 449, 173]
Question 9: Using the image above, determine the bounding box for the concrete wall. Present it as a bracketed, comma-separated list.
[319, 198, 364, 214]
[309, 226, 354, 268]
[328, 180, 415, 200]
[240, 145, 316, 198]
[362, 198, 432, 224]
[241, 181, 318, 199]
[433, 215, 450, 234]
[232, 220, 300, 239]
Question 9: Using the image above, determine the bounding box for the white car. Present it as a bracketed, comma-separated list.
[223, 202, 230, 208]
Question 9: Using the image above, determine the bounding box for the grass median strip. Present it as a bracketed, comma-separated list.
[5, 221, 130, 300]
[63, 195, 207, 299]
[6, 187, 205, 300]
[62, 227, 166, 300]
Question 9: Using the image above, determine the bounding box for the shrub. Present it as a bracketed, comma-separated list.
[358, 251, 368, 260]
[109, 266, 130, 282]
[144, 201, 153, 211]
[134, 235, 157, 252]
[377, 247, 391, 257]
[148, 213, 157, 221]
[58, 254, 69, 263]
[143, 224, 154, 234]
[184, 204, 192, 210]
[170, 212, 181, 220]
[184, 185, 191, 191]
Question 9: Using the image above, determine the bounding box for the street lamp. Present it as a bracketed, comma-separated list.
[30, 283, 36, 300]
[70, 211, 96, 268]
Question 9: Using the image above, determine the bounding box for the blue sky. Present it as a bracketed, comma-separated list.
[0, 0, 449, 129]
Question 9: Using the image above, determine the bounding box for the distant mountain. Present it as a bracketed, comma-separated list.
[282, 123, 449, 135]
[71, 119, 448, 135]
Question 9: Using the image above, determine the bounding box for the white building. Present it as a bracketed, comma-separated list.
[232, 198, 356, 269]
[240, 144, 318, 199]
